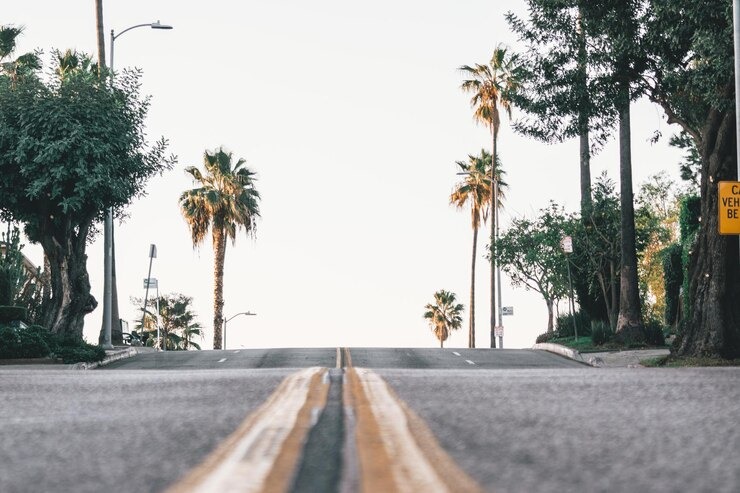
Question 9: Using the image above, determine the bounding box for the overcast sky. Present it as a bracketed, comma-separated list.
[6, 1, 683, 349]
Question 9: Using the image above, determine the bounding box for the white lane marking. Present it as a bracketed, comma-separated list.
[175, 367, 323, 493]
[336, 347, 341, 369]
[355, 369, 449, 492]
[232, 351, 240, 354]
[465, 359, 475, 365]
[452, 352, 461, 357]
[217, 358, 227, 363]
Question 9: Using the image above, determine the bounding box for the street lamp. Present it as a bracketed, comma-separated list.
[101, 20, 172, 350]
[223, 312, 256, 350]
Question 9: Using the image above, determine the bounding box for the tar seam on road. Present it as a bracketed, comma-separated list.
[164, 367, 329, 493]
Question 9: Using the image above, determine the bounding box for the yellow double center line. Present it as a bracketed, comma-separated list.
[168, 349, 482, 493]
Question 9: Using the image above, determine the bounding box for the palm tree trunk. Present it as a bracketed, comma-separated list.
[212, 227, 227, 349]
[469, 226, 478, 348]
[615, 91, 643, 341]
[490, 130, 497, 348]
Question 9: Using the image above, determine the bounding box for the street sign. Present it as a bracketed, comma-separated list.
[561, 235, 573, 253]
[718, 181, 740, 235]
[494, 326, 504, 338]
[143, 278, 158, 289]
[502, 306, 514, 316]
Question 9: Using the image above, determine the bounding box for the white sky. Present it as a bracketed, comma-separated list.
[5, 1, 683, 349]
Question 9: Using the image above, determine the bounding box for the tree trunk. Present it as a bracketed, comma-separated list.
[546, 297, 554, 332]
[469, 226, 478, 348]
[212, 227, 226, 349]
[679, 107, 740, 358]
[490, 130, 497, 348]
[577, 5, 592, 214]
[615, 93, 643, 342]
[95, 0, 106, 72]
[39, 221, 97, 338]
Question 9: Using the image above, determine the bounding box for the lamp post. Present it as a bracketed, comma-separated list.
[223, 312, 256, 350]
[101, 20, 172, 350]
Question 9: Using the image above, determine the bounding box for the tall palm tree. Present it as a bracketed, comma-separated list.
[450, 149, 508, 348]
[180, 148, 260, 349]
[460, 44, 521, 348]
[423, 290, 464, 348]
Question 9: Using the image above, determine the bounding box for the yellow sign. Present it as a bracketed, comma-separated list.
[719, 181, 740, 235]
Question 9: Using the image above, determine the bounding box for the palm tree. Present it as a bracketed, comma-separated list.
[134, 293, 204, 350]
[450, 150, 508, 349]
[180, 148, 260, 350]
[423, 290, 464, 348]
[460, 44, 521, 348]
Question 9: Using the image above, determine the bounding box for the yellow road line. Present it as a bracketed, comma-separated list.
[166, 367, 328, 493]
[344, 348, 482, 493]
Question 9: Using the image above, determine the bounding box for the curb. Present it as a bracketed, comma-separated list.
[532, 343, 600, 366]
[71, 346, 144, 370]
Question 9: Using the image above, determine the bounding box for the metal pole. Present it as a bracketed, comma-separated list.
[101, 30, 115, 350]
[566, 256, 578, 341]
[734, 0, 740, 263]
[223, 319, 227, 350]
[156, 284, 162, 351]
[495, 195, 503, 349]
[140, 251, 155, 340]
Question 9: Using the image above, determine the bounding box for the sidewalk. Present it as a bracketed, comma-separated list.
[533, 343, 670, 367]
[0, 345, 153, 370]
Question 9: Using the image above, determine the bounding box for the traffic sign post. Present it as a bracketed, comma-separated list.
[718, 181, 740, 235]
[561, 236, 578, 342]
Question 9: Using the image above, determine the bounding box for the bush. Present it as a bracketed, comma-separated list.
[0, 305, 27, 323]
[0, 324, 50, 359]
[0, 324, 105, 363]
[556, 310, 592, 338]
[536, 331, 559, 344]
[644, 318, 666, 347]
[591, 321, 613, 346]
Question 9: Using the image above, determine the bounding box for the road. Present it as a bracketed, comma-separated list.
[1, 348, 739, 493]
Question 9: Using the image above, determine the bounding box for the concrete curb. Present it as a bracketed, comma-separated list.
[71, 346, 146, 370]
[532, 343, 596, 366]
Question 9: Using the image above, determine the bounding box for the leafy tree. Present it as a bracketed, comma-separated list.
[0, 52, 173, 338]
[639, 0, 740, 357]
[180, 148, 260, 350]
[572, 175, 622, 331]
[0, 25, 41, 81]
[450, 149, 508, 348]
[460, 44, 522, 348]
[134, 293, 203, 350]
[491, 202, 572, 332]
[506, 1, 617, 214]
[423, 290, 464, 348]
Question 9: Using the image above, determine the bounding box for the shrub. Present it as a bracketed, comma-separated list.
[54, 342, 106, 364]
[556, 310, 592, 338]
[0, 306, 27, 323]
[0, 324, 49, 359]
[644, 318, 666, 347]
[0, 324, 105, 363]
[536, 331, 559, 344]
[591, 321, 613, 346]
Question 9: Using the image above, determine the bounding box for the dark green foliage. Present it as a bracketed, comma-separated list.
[590, 321, 613, 346]
[0, 324, 49, 358]
[0, 323, 104, 362]
[536, 331, 560, 344]
[555, 310, 592, 338]
[0, 306, 26, 323]
[678, 195, 701, 241]
[662, 243, 683, 326]
[644, 318, 666, 347]
[669, 132, 701, 188]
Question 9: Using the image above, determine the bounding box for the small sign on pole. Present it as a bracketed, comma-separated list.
[561, 235, 573, 253]
[502, 306, 514, 316]
[143, 278, 158, 289]
[494, 326, 504, 338]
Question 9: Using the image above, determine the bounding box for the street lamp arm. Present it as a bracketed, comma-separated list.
[225, 311, 257, 323]
[113, 21, 173, 41]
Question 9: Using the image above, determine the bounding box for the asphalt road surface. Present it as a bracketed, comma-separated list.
[1, 348, 738, 493]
